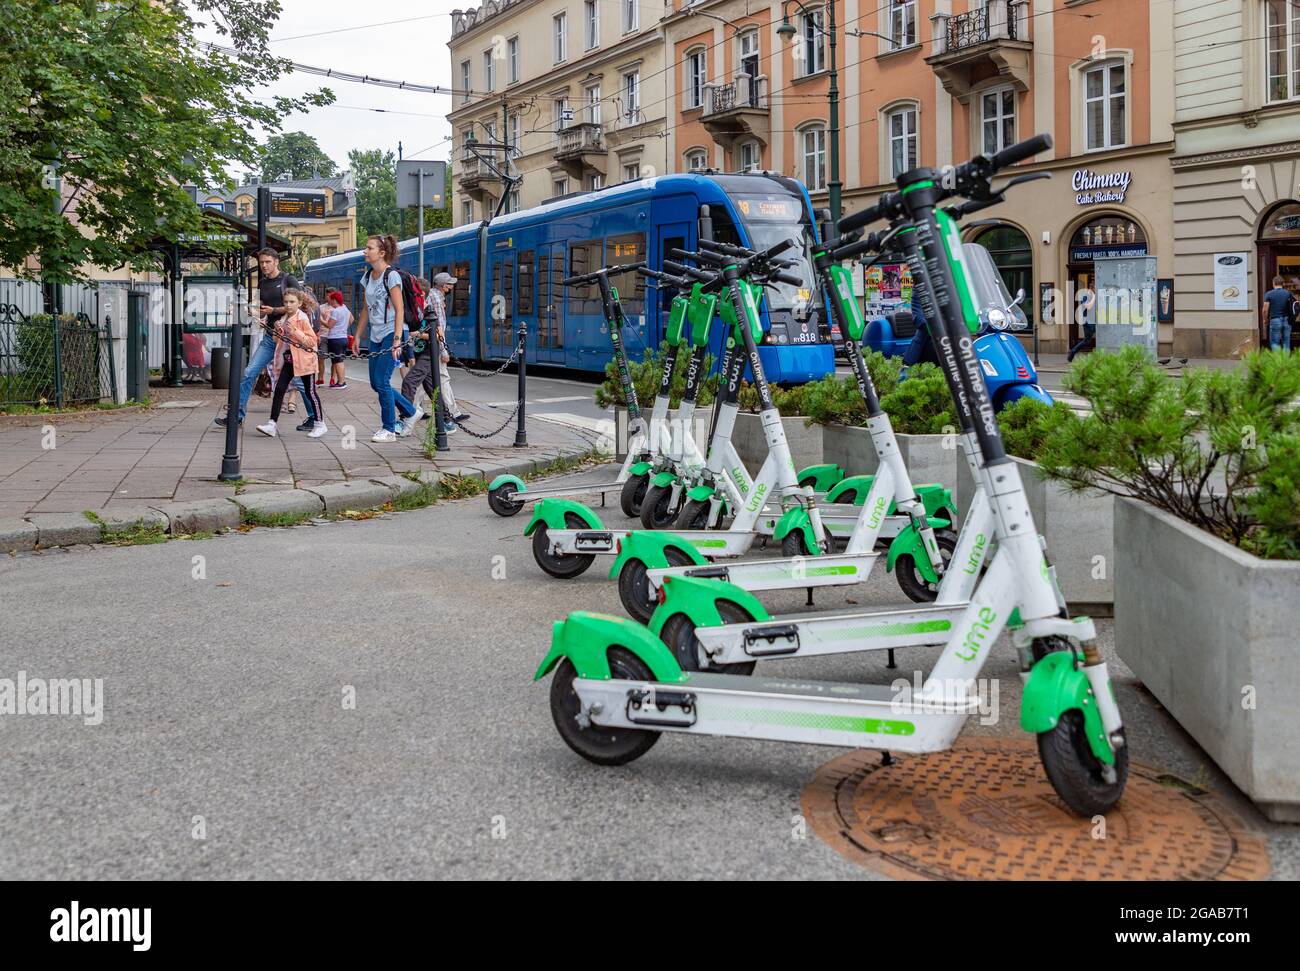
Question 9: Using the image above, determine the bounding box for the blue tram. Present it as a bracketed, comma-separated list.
[304, 172, 835, 383]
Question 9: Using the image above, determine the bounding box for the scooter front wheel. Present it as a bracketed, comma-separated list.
[639, 483, 680, 530]
[531, 513, 596, 579]
[488, 483, 525, 517]
[550, 649, 660, 765]
[618, 547, 697, 624]
[659, 602, 757, 676]
[620, 473, 650, 518]
[894, 528, 958, 603]
[675, 498, 712, 530]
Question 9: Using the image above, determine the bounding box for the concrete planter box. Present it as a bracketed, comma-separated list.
[1115, 498, 1300, 823]
[732, 412, 823, 475]
[821, 425, 958, 493]
[956, 455, 1114, 608]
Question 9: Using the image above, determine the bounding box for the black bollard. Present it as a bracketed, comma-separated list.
[431, 327, 448, 453]
[513, 321, 527, 447]
[218, 312, 244, 480]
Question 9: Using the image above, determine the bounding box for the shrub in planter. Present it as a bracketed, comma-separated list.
[1034, 346, 1300, 559]
[996, 395, 1076, 460]
[594, 342, 719, 410]
[737, 380, 807, 416]
[876, 362, 956, 435]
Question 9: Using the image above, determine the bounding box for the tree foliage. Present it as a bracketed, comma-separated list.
[0, 0, 333, 281]
[349, 149, 452, 247]
[259, 131, 338, 182]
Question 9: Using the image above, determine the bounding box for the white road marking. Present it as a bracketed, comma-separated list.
[534, 395, 589, 403]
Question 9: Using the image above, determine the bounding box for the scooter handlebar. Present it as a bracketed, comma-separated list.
[989, 133, 1052, 172]
[561, 261, 647, 286]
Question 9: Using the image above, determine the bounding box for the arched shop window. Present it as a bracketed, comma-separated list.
[1259, 201, 1300, 239]
[973, 224, 1033, 323]
[1070, 215, 1146, 253]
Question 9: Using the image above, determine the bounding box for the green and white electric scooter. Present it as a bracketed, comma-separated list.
[486, 261, 662, 518]
[535, 134, 1128, 818]
[524, 239, 834, 580]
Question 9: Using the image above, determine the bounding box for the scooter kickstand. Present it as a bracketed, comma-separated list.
[806, 587, 814, 606]
[881, 751, 894, 766]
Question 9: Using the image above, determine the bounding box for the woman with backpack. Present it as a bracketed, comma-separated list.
[354, 234, 423, 443]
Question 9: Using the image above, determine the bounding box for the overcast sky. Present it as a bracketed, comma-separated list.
[194, 0, 461, 178]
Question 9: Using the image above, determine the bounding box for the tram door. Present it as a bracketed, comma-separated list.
[654, 223, 691, 346]
[488, 251, 515, 359]
[534, 245, 566, 364]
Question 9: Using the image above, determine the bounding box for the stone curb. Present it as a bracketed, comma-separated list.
[3, 441, 599, 552]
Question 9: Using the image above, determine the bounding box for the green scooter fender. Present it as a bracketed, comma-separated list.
[650, 470, 678, 489]
[1020, 649, 1115, 765]
[686, 484, 716, 503]
[884, 516, 954, 582]
[916, 484, 957, 521]
[488, 473, 526, 495]
[534, 611, 686, 683]
[825, 474, 875, 505]
[646, 575, 770, 638]
[628, 461, 654, 478]
[772, 507, 823, 556]
[607, 530, 707, 580]
[523, 498, 603, 536]
[796, 463, 845, 492]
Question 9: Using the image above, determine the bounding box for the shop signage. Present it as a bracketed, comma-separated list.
[1213, 253, 1249, 311]
[1072, 168, 1132, 205]
[1069, 244, 1148, 262]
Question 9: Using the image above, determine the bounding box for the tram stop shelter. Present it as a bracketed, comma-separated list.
[145, 208, 290, 387]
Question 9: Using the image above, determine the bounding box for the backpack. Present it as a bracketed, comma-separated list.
[368, 266, 425, 330]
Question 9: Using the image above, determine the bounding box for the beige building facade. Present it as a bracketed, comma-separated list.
[448, 0, 670, 225]
[1170, 0, 1300, 356]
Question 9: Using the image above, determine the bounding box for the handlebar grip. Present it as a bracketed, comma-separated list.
[698, 238, 754, 257]
[838, 196, 893, 234]
[669, 248, 698, 262]
[760, 238, 798, 261]
[773, 271, 803, 286]
[830, 236, 878, 262]
[560, 274, 589, 287]
[663, 260, 711, 280]
[637, 267, 664, 279]
[990, 133, 1052, 171]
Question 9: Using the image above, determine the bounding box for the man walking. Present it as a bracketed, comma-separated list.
[402, 272, 466, 435]
[1263, 275, 1295, 352]
[215, 248, 317, 428]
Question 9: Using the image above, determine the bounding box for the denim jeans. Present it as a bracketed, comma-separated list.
[368, 335, 415, 432]
[1269, 317, 1292, 352]
[235, 335, 277, 422]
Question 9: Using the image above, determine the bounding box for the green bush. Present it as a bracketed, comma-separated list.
[1033, 346, 1300, 560]
[996, 396, 1075, 460]
[594, 342, 719, 410]
[877, 362, 956, 435]
[737, 380, 807, 416]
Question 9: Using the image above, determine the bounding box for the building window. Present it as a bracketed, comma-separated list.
[623, 71, 640, 121]
[590, 174, 604, 190]
[462, 200, 473, 224]
[483, 50, 495, 91]
[623, 0, 639, 33]
[685, 48, 707, 108]
[509, 113, 521, 154]
[554, 13, 567, 63]
[508, 37, 519, 84]
[1266, 0, 1300, 102]
[1083, 60, 1126, 150]
[584, 0, 599, 50]
[738, 140, 760, 173]
[624, 162, 642, 181]
[686, 149, 707, 172]
[798, 8, 826, 77]
[554, 177, 570, 197]
[460, 61, 471, 103]
[889, 0, 917, 49]
[802, 125, 826, 191]
[981, 87, 1015, 155]
[509, 190, 521, 213]
[888, 105, 918, 178]
[585, 82, 602, 125]
[555, 96, 571, 131]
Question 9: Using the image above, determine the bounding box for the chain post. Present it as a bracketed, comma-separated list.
[513, 320, 527, 447]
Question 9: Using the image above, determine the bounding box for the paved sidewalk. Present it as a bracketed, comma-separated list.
[0, 378, 604, 522]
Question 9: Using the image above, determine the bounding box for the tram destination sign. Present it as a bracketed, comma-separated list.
[268, 189, 327, 223]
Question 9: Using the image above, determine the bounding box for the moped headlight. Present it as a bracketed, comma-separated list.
[986, 308, 1008, 331]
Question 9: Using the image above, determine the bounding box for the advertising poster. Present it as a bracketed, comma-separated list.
[1213, 253, 1249, 311]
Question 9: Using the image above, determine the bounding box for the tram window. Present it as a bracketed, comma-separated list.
[492, 260, 514, 345]
[452, 261, 471, 315]
[568, 240, 601, 315]
[710, 207, 743, 247]
[341, 282, 356, 314]
[518, 252, 535, 314]
[606, 232, 646, 315]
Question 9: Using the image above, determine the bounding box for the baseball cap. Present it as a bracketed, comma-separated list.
[433, 272, 457, 285]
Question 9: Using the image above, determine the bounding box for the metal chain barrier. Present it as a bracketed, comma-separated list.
[443, 327, 526, 439]
[445, 343, 519, 378]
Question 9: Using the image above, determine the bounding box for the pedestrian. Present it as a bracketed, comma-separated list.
[402, 272, 466, 435]
[354, 234, 422, 442]
[1263, 275, 1294, 352]
[324, 290, 352, 388]
[256, 289, 327, 439]
[215, 247, 316, 428]
[1067, 286, 1097, 362]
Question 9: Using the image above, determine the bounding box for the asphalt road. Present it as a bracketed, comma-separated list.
[2, 465, 1295, 880]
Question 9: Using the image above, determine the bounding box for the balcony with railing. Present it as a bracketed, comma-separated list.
[701, 75, 770, 147]
[925, 0, 1032, 101]
[457, 148, 501, 192]
[555, 123, 606, 160]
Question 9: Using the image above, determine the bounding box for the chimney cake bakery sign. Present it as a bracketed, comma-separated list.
[1072, 168, 1132, 205]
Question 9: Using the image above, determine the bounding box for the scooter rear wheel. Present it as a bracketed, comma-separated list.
[675, 498, 712, 530]
[488, 483, 525, 517]
[618, 547, 697, 624]
[659, 602, 757, 676]
[620, 473, 650, 518]
[893, 528, 958, 603]
[639, 483, 680, 530]
[550, 648, 660, 765]
[531, 513, 596, 579]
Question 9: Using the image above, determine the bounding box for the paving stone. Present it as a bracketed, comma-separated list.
[302, 479, 394, 514]
[152, 499, 241, 535]
[229, 489, 325, 520]
[28, 513, 103, 547]
[0, 518, 39, 552]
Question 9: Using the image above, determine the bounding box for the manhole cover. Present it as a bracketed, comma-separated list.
[802, 738, 1270, 881]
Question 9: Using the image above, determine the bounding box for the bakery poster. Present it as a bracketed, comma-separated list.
[1213, 253, 1248, 311]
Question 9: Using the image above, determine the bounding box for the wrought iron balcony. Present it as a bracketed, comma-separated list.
[701, 75, 770, 148]
[926, 0, 1032, 102]
[555, 123, 606, 161]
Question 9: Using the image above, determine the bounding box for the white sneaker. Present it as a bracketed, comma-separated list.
[371, 429, 398, 443]
[308, 422, 328, 439]
[256, 420, 277, 437]
[398, 410, 421, 437]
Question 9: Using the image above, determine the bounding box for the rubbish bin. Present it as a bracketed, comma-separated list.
[211, 346, 231, 389]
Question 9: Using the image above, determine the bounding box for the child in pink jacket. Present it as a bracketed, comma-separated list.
[257, 289, 326, 438]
